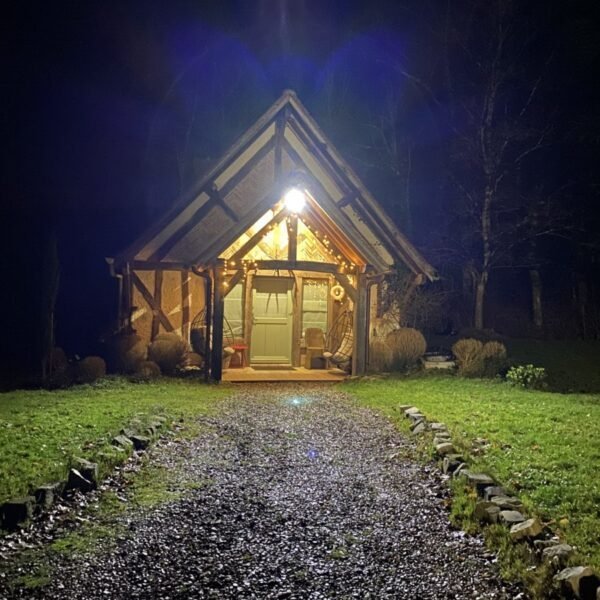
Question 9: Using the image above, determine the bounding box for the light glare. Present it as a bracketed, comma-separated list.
[283, 188, 306, 213]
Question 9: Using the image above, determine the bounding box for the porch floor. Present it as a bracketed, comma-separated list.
[222, 367, 347, 383]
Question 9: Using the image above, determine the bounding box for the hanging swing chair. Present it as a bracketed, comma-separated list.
[190, 308, 236, 365]
[323, 309, 354, 372]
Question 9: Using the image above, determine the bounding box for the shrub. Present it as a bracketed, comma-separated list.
[385, 328, 427, 371]
[369, 339, 392, 372]
[481, 341, 508, 378]
[77, 356, 107, 384]
[452, 338, 484, 377]
[148, 333, 188, 375]
[44, 347, 74, 388]
[110, 333, 147, 373]
[49, 347, 69, 373]
[130, 360, 161, 382]
[184, 352, 203, 368]
[506, 364, 547, 389]
[46, 365, 76, 389]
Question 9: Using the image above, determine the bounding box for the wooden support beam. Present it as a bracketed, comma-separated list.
[194, 187, 282, 265]
[333, 272, 357, 303]
[287, 214, 298, 262]
[218, 136, 275, 200]
[131, 271, 174, 332]
[122, 262, 133, 330]
[281, 138, 386, 270]
[243, 272, 254, 361]
[147, 138, 275, 263]
[206, 183, 239, 223]
[352, 272, 369, 376]
[181, 271, 191, 342]
[229, 208, 289, 264]
[151, 269, 163, 339]
[253, 260, 342, 274]
[130, 260, 190, 271]
[224, 269, 244, 296]
[274, 109, 287, 182]
[148, 199, 217, 262]
[291, 273, 302, 367]
[211, 266, 225, 381]
[286, 113, 353, 197]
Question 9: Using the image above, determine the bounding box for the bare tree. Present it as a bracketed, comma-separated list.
[393, 0, 556, 329]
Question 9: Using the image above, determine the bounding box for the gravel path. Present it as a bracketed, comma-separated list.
[3, 385, 519, 599]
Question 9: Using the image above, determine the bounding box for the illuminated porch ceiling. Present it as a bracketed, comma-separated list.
[220, 189, 367, 271]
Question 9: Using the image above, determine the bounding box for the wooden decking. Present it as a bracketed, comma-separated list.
[222, 367, 347, 383]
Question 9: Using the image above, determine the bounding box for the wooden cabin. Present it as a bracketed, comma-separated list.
[107, 90, 436, 381]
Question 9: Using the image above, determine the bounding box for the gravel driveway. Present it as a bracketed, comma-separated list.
[4, 385, 518, 599]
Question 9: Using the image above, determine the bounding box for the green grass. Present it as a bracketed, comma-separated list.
[344, 374, 600, 571]
[0, 377, 230, 504]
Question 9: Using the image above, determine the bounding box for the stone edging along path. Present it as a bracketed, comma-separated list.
[399, 404, 600, 600]
[0, 414, 170, 532]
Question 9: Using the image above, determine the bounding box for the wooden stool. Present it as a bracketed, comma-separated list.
[230, 344, 248, 368]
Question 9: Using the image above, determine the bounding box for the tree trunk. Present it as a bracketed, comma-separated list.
[474, 270, 488, 330]
[474, 183, 493, 330]
[529, 269, 543, 331]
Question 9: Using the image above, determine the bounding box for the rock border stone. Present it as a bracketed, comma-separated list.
[396, 402, 600, 600]
[0, 414, 172, 531]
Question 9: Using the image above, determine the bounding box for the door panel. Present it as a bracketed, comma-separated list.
[251, 277, 293, 364]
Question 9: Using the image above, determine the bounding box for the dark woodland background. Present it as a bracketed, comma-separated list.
[2, 0, 599, 383]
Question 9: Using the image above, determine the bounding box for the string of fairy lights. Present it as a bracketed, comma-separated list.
[223, 213, 358, 286]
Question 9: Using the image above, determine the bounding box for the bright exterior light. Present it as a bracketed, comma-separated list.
[283, 188, 306, 213]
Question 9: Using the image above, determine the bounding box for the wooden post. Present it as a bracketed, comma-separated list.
[243, 272, 254, 363]
[287, 215, 298, 262]
[181, 271, 191, 342]
[151, 269, 163, 340]
[352, 272, 369, 375]
[211, 264, 225, 381]
[292, 273, 302, 367]
[123, 262, 133, 332]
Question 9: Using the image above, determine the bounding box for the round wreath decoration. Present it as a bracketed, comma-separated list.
[330, 284, 345, 302]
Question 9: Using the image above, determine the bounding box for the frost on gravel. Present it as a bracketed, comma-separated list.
[4, 385, 518, 599]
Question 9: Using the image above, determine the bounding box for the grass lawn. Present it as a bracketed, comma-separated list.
[0, 377, 230, 505]
[344, 375, 600, 571]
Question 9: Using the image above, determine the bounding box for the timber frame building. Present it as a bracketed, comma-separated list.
[108, 90, 436, 380]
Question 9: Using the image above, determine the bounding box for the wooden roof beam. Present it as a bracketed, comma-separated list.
[228, 208, 290, 264]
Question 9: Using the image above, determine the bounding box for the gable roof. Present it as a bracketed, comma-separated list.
[115, 90, 437, 280]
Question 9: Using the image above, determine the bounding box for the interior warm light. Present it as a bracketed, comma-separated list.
[283, 188, 306, 213]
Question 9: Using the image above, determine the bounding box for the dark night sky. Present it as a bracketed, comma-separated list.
[2, 0, 599, 366]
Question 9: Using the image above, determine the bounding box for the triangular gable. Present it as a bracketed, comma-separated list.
[116, 90, 436, 280]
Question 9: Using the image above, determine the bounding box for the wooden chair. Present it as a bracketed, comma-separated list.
[304, 328, 325, 369]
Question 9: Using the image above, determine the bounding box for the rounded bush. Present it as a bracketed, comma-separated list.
[385, 328, 427, 371]
[481, 341, 508, 377]
[77, 356, 107, 384]
[452, 338, 484, 377]
[369, 339, 392, 372]
[110, 333, 147, 373]
[134, 360, 161, 380]
[185, 352, 203, 368]
[148, 333, 188, 375]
